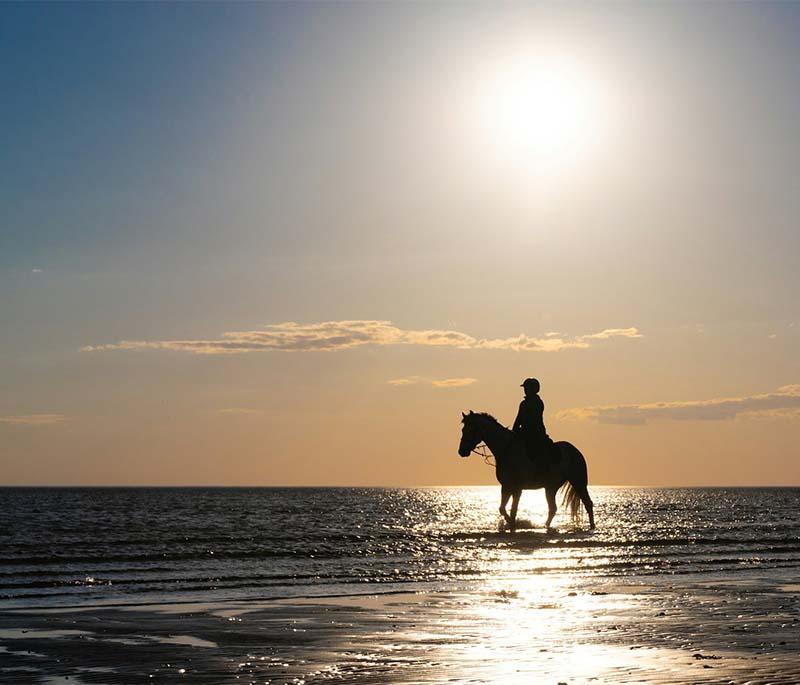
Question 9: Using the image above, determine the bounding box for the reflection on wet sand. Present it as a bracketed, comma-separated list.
[2, 572, 799, 684]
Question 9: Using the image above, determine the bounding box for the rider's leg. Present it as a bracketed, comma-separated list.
[524, 434, 536, 464]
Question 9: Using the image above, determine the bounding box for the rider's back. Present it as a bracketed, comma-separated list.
[513, 394, 547, 438]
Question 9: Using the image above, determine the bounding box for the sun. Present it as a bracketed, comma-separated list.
[479, 53, 606, 173]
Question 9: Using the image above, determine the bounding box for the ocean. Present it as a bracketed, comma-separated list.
[2, 486, 799, 608]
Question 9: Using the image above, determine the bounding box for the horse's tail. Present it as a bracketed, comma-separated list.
[558, 442, 589, 523]
[560, 481, 582, 522]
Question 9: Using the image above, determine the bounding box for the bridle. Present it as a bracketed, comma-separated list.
[462, 415, 514, 467]
[471, 442, 495, 466]
[462, 417, 496, 466]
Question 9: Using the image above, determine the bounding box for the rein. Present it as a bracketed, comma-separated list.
[471, 443, 496, 467]
[470, 428, 515, 467]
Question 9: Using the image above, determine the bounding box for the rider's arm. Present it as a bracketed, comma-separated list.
[533, 396, 547, 435]
[512, 400, 525, 432]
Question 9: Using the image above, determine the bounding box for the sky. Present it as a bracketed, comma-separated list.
[2, 1, 799, 486]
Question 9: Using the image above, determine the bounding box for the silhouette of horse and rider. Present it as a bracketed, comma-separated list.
[458, 377, 595, 532]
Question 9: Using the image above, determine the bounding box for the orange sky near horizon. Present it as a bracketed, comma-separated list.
[2, 2, 800, 486]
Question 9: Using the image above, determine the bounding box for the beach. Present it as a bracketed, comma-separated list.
[2, 573, 800, 684]
[2, 487, 799, 684]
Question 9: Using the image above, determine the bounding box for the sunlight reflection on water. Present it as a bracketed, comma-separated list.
[1, 487, 799, 607]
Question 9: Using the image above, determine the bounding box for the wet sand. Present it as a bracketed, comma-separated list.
[2, 572, 800, 685]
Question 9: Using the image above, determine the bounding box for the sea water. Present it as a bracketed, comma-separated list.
[1, 487, 799, 608]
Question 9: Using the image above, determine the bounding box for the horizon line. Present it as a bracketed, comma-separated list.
[2, 484, 799, 489]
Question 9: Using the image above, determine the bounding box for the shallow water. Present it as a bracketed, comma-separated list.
[1, 487, 799, 608]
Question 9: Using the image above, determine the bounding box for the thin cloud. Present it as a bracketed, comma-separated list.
[558, 385, 800, 425]
[746, 407, 800, 420]
[431, 377, 478, 388]
[83, 321, 641, 355]
[388, 376, 478, 388]
[0, 414, 66, 426]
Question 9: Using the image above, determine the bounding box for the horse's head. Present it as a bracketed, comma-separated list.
[458, 411, 482, 457]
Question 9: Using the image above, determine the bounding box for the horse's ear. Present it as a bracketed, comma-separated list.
[461, 411, 467, 418]
[469, 410, 474, 415]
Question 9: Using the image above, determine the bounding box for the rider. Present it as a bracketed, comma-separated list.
[512, 378, 558, 467]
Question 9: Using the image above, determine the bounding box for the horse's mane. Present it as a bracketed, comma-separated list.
[464, 411, 507, 429]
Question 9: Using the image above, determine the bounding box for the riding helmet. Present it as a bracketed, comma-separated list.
[520, 378, 540, 393]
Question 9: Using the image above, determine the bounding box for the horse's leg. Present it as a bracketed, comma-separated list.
[575, 485, 595, 529]
[499, 487, 512, 526]
[509, 490, 521, 534]
[545, 486, 558, 529]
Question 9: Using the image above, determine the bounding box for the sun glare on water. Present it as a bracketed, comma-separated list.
[478, 52, 610, 175]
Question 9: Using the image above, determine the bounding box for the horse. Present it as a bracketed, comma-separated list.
[458, 410, 595, 532]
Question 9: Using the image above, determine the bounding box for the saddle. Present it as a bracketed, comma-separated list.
[518, 433, 559, 466]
